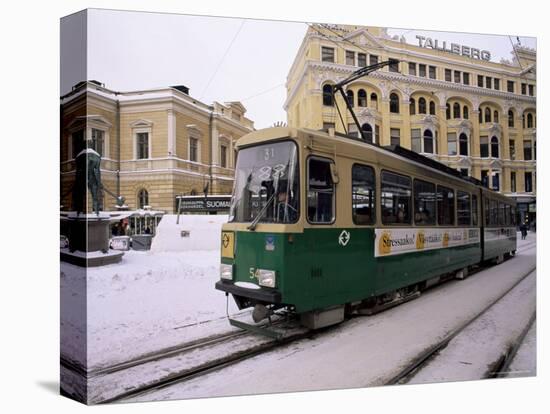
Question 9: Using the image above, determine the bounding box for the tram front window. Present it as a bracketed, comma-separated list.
[229, 141, 299, 224]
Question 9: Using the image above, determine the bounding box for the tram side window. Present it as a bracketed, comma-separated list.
[498, 202, 506, 226]
[457, 191, 471, 225]
[437, 185, 455, 226]
[505, 204, 511, 226]
[511, 206, 516, 226]
[490, 199, 498, 226]
[307, 158, 335, 223]
[472, 194, 478, 226]
[413, 179, 436, 225]
[352, 164, 376, 225]
[484, 198, 490, 226]
[381, 171, 412, 225]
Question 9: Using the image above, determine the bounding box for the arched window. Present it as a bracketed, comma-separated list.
[389, 93, 399, 113]
[494, 110, 499, 123]
[138, 189, 149, 209]
[423, 129, 434, 154]
[484, 107, 491, 123]
[322, 84, 334, 106]
[370, 93, 378, 110]
[453, 102, 460, 119]
[478, 109, 482, 124]
[446, 103, 451, 120]
[522, 113, 525, 128]
[418, 97, 426, 114]
[527, 113, 534, 128]
[409, 98, 416, 115]
[491, 136, 499, 158]
[429, 101, 435, 115]
[459, 133, 468, 156]
[508, 110, 515, 127]
[463, 106, 469, 119]
[361, 123, 373, 143]
[358, 89, 367, 107]
[346, 90, 354, 107]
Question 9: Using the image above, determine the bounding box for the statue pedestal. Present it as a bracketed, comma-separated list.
[61, 213, 123, 267]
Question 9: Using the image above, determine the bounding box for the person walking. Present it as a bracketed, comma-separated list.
[520, 222, 528, 240]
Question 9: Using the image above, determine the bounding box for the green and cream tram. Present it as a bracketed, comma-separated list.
[216, 127, 517, 330]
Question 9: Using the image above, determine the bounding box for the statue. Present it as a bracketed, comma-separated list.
[72, 146, 102, 215]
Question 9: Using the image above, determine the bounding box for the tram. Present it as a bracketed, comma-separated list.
[215, 126, 517, 330]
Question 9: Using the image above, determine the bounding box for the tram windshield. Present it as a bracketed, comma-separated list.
[229, 141, 299, 224]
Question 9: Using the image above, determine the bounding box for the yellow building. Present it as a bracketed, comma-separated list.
[60, 81, 254, 213]
[285, 25, 536, 224]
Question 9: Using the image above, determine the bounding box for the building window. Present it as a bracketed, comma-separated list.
[453, 102, 460, 119]
[511, 171, 516, 192]
[409, 98, 415, 115]
[478, 110, 482, 124]
[323, 84, 334, 106]
[389, 59, 399, 72]
[507, 80, 515, 93]
[484, 107, 491, 123]
[459, 168, 469, 176]
[418, 97, 426, 114]
[445, 68, 452, 82]
[429, 101, 435, 115]
[91, 128, 104, 156]
[321, 46, 335, 63]
[308, 157, 335, 223]
[509, 140, 516, 160]
[437, 185, 455, 226]
[463, 72, 470, 85]
[527, 113, 534, 128]
[485, 77, 492, 89]
[352, 164, 375, 225]
[411, 129, 422, 153]
[494, 110, 499, 123]
[72, 130, 85, 159]
[346, 50, 355, 66]
[528, 85, 534, 96]
[446, 104, 451, 120]
[429, 66, 436, 79]
[494, 78, 500, 90]
[521, 83, 527, 95]
[346, 90, 354, 107]
[491, 137, 499, 158]
[358, 53, 366, 67]
[523, 141, 532, 160]
[480, 136, 489, 158]
[381, 171, 412, 225]
[459, 133, 468, 156]
[189, 137, 199, 162]
[454, 71, 461, 83]
[409, 62, 416, 76]
[389, 93, 399, 113]
[477, 75, 484, 87]
[375, 125, 380, 144]
[457, 191, 471, 225]
[358, 89, 367, 107]
[423, 129, 434, 154]
[492, 172, 500, 191]
[508, 110, 515, 127]
[447, 132, 457, 156]
[419, 64, 426, 77]
[361, 123, 373, 143]
[220, 145, 227, 168]
[323, 122, 335, 131]
[370, 93, 378, 109]
[390, 128, 400, 146]
[463, 106, 469, 119]
[137, 132, 149, 159]
[414, 179, 436, 225]
[138, 189, 149, 209]
[369, 55, 378, 65]
[525, 172, 533, 192]
[481, 170, 489, 187]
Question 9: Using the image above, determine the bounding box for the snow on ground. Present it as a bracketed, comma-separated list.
[126, 237, 536, 402]
[60, 214, 244, 370]
[407, 269, 536, 384]
[505, 320, 537, 378]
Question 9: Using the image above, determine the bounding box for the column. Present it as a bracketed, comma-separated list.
[438, 105, 448, 156]
[167, 109, 176, 157]
[401, 99, 411, 149]
[380, 98, 390, 146]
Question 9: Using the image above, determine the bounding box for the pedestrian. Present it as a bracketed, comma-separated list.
[520, 222, 527, 240]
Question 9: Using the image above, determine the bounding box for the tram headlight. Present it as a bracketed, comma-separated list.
[220, 263, 233, 280]
[258, 269, 276, 288]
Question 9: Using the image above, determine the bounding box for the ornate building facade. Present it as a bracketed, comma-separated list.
[61, 81, 254, 213]
[285, 25, 536, 224]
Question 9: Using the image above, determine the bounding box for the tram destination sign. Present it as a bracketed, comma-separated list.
[176, 195, 232, 213]
[416, 35, 491, 61]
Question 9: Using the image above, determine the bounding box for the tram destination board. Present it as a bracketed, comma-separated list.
[176, 195, 232, 213]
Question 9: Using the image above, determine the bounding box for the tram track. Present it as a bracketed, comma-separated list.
[385, 262, 536, 385]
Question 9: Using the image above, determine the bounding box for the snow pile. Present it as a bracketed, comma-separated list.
[150, 214, 228, 253]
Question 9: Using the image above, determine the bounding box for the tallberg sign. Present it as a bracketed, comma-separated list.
[416, 35, 491, 61]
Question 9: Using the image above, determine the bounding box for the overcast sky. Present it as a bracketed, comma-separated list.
[81, 9, 536, 129]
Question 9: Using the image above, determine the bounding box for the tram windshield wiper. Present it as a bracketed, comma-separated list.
[247, 191, 277, 231]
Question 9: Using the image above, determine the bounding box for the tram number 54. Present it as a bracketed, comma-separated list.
[249, 267, 261, 280]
